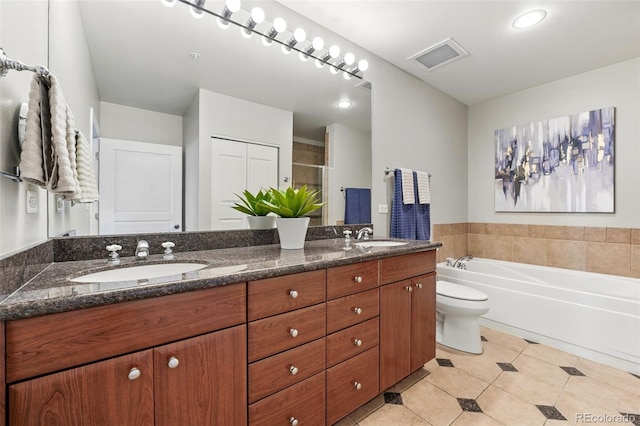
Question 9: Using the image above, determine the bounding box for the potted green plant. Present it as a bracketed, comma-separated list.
[260, 185, 324, 249]
[231, 189, 276, 230]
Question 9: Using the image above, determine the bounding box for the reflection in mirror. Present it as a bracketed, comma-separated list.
[45, 0, 371, 237]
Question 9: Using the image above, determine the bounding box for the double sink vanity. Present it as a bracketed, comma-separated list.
[0, 230, 440, 425]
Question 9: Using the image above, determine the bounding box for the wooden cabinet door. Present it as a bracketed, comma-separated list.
[9, 350, 154, 426]
[154, 325, 247, 426]
[410, 273, 436, 371]
[379, 280, 412, 391]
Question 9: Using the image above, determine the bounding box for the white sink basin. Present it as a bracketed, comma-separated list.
[71, 263, 208, 283]
[355, 241, 408, 248]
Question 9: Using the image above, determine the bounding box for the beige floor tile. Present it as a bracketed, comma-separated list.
[522, 344, 579, 367]
[512, 354, 570, 388]
[574, 357, 640, 396]
[447, 354, 504, 384]
[402, 379, 462, 426]
[493, 371, 563, 406]
[425, 366, 490, 399]
[477, 386, 547, 426]
[346, 395, 385, 423]
[563, 376, 640, 413]
[424, 357, 440, 373]
[468, 341, 521, 363]
[480, 327, 529, 353]
[436, 344, 468, 359]
[554, 391, 622, 426]
[451, 412, 505, 426]
[359, 404, 432, 426]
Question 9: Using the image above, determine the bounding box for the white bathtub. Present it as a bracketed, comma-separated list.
[437, 258, 640, 374]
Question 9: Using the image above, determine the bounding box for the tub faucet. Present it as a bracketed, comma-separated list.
[135, 240, 149, 260]
[453, 255, 473, 268]
[356, 227, 373, 240]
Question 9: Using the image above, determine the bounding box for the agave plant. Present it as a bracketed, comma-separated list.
[261, 185, 324, 218]
[231, 189, 274, 216]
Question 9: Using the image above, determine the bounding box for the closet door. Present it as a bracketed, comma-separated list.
[211, 139, 278, 230]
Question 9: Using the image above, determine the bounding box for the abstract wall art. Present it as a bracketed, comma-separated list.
[495, 107, 615, 213]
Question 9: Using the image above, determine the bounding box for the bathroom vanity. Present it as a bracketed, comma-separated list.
[0, 238, 439, 425]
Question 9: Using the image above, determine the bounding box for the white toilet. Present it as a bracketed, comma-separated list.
[436, 280, 490, 354]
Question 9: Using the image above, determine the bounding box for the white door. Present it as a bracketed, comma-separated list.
[211, 138, 278, 230]
[99, 138, 182, 235]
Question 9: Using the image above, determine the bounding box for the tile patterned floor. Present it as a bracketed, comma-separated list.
[335, 327, 640, 426]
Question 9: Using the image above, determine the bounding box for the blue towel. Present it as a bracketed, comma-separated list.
[344, 188, 371, 224]
[414, 171, 431, 240]
[390, 169, 416, 239]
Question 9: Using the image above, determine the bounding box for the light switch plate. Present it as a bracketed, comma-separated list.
[26, 190, 38, 214]
[378, 204, 389, 214]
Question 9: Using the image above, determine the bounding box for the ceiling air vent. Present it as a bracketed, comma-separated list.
[408, 38, 468, 71]
[357, 80, 372, 91]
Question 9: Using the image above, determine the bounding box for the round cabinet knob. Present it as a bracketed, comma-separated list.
[289, 417, 299, 426]
[289, 365, 299, 375]
[415, 283, 423, 289]
[354, 381, 362, 390]
[354, 307, 362, 315]
[289, 290, 299, 299]
[168, 356, 179, 369]
[289, 328, 299, 338]
[354, 276, 363, 283]
[354, 339, 363, 347]
[406, 286, 413, 292]
[128, 367, 141, 381]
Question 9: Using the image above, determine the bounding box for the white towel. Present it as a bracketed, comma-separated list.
[47, 74, 78, 194]
[64, 130, 99, 203]
[399, 168, 415, 204]
[415, 171, 431, 204]
[19, 75, 47, 186]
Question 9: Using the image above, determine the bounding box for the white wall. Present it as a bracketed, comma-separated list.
[185, 89, 293, 231]
[368, 59, 469, 237]
[0, 0, 49, 258]
[468, 58, 640, 228]
[100, 102, 182, 146]
[327, 123, 372, 225]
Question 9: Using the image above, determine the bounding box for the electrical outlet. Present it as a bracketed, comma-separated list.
[26, 190, 38, 214]
[378, 204, 389, 214]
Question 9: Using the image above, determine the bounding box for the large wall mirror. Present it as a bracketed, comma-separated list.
[45, 0, 372, 238]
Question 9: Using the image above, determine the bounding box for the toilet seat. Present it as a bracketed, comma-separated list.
[437, 280, 488, 301]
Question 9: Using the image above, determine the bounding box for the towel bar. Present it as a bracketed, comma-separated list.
[0, 166, 21, 182]
[0, 47, 49, 78]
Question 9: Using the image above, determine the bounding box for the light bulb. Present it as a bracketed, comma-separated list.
[251, 7, 265, 24]
[329, 45, 340, 58]
[344, 53, 355, 65]
[312, 37, 324, 51]
[294, 28, 306, 43]
[161, 0, 177, 7]
[281, 44, 292, 54]
[315, 59, 324, 68]
[190, 5, 204, 18]
[226, 0, 241, 13]
[357, 59, 369, 72]
[343, 71, 352, 80]
[217, 17, 230, 29]
[273, 17, 287, 33]
[299, 52, 309, 62]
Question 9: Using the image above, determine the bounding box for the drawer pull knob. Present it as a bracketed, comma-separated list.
[289, 290, 299, 299]
[415, 283, 423, 289]
[290, 417, 299, 426]
[290, 365, 299, 375]
[289, 328, 299, 338]
[354, 307, 362, 315]
[354, 276, 363, 283]
[128, 368, 141, 381]
[406, 286, 413, 292]
[168, 357, 179, 369]
[354, 381, 362, 390]
[354, 339, 363, 347]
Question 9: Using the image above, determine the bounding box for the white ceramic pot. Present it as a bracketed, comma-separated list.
[247, 215, 276, 230]
[276, 217, 310, 249]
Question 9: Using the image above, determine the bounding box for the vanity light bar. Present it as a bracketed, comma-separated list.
[168, 0, 366, 80]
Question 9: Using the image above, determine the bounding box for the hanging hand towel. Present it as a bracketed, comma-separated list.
[390, 168, 416, 239]
[47, 74, 78, 194]
[399, 168, 415, 204]
[65, 130, 99, 203]
[344, 188, 371, 224]
[19, 75, 48, 186]
[414, 171, 431, 240]
[415, 170, 431, 204]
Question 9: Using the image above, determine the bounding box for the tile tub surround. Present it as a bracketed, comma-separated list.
[0, 236, 440, 321]
[336, 327, 640, 426]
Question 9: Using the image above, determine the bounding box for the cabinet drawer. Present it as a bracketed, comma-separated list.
[326, 288, 379, 334]
[249, 338, 325, 403]
[248, 303, 326, 362]
[248, 270, 326, 321]
[6, 283, 246, 383]
[326, 347, 379, 425]
[249, 371, 325, 426]
[326, 260, 379, 300]
[380, 250, 436, 285]
[327, 317, 379, 367]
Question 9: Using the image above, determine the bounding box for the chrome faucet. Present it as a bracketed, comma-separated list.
[452, 255, 473, 268]
[356, 227, 373, 240]
[135, 240, 149, 260]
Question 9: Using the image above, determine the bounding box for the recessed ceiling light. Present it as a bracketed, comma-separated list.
[512, 9, 547, 29]
[337, 100, 352, 108]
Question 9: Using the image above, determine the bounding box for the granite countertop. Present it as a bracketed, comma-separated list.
[0, 238, 441, 321]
